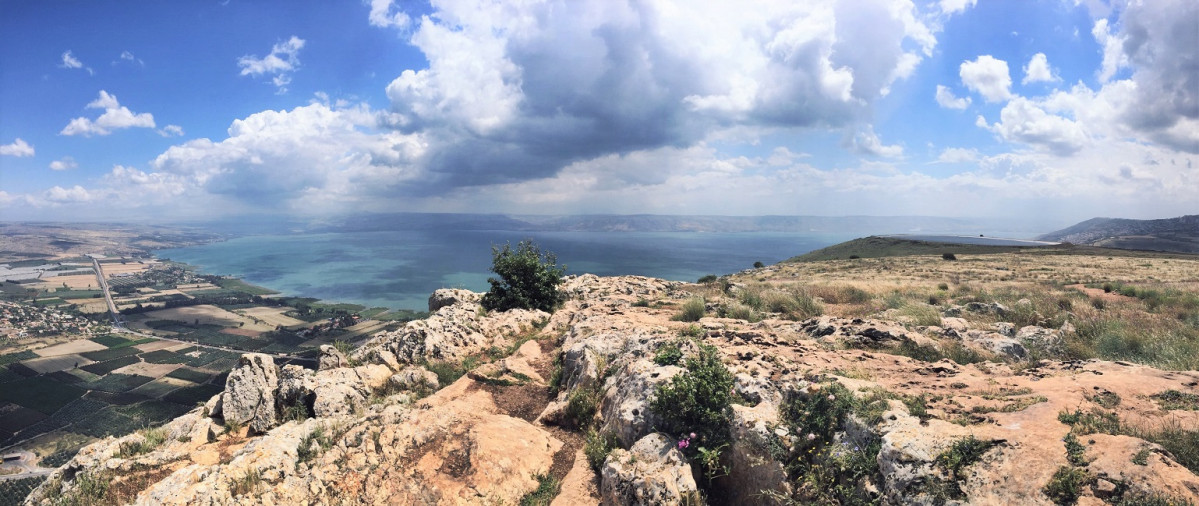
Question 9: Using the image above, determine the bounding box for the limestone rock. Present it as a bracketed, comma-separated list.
[600, 433, 700, 506]
[428, 288, 481, 312]
[221, 353, 280, 433]
[963, 330, 1027, 359]
[318, 344, 350, 370]
[726, 402, 789, 504]
[599, 359, 683, 446]
[389, 365, 439, 392]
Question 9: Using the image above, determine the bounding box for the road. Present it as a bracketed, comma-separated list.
[90, 257, 122, 326]
[90, 256, 315, 363]
[0, 451, 55, 481]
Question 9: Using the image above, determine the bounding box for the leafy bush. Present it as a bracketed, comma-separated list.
[584, 429, 620, 472]
[519, 474, 561, 506]
[1044, 465, 1088, 505]
[1063, 433, 1087, 466]
[942, 253, 957, 261]
[653, 342, 683, 366]
[650, 342, 734, 465]
[672, 297, 706, 322]
[563, 386, 600, 430]
[697, 275, 718, 284]
[720, 301, 761, 322]
[481, 240, 566, 313]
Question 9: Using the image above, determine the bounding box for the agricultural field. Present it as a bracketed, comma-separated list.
[0, 333, 230, 470]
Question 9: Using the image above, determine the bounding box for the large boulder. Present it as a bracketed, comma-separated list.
[318, 344, 350, 370]
[221, 353, 280, 433]
[428, 288, 482, 312]
[598, 359, 683, 446]
[601, 433, 701, 505]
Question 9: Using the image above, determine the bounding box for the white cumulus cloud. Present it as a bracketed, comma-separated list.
[1022, 53, 1058, 84]
[936, 147, 980, 163]
[368, 0, 411, 29]
[238, 36, 305, 93]
[845, 125, 904, 158]
[0, 138, 34, 157]
[60, 90, 156, 137]
[49, 157, 77, 171]
[935, 85, 971, 109]
[939, 0, 977, 15]
[980, 97, 1088, 155]
[960, 55, 1012, 102]
[158, 125, 185, 137]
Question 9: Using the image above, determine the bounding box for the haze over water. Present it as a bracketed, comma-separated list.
[157, 230, 848, 311]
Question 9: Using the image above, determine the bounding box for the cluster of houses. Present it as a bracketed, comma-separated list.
[0, 301, 107, 339]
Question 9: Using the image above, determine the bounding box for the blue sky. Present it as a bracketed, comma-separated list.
[1, 0, 1195, 225]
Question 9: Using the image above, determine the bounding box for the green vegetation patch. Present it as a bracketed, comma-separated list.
[481, 240, 566, 313]
[80, 355, 140, 376]
[162, 384, 223, 405]
[0, 351, 37, 366]
[130, 379, 183, 399]
[88, 373, 154, 393]
[1150, 390, 1199, 411]
[89, 334, 134, 348]
[0, 404, 48, 434]
[85, 390, 149, 405]
[214, 277, 278, 296]
[165, 367, 212, 384]
[0, 377, 85, 415]
[80, 346, 141, 362]
[140, 350, 188, 364]
[789, 237, 1045, 262]
[0, 366, 23, 384]
[0, 476, 47, 506]
[519, 473, 561, 506]
[71, 407, 139, 438]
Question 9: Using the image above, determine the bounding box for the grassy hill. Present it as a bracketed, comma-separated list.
[786, 236, 1198, 263]
[785, 236, 1051, 262]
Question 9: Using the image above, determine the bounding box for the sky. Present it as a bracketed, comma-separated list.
[0, 0, 1196, 225]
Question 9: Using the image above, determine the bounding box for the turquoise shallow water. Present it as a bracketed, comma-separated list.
[156, 230, 848, 311]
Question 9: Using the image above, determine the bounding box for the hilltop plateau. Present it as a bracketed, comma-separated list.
[18, 244, 1199, 505]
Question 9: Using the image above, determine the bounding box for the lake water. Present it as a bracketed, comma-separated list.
[157, 230, 850, 311]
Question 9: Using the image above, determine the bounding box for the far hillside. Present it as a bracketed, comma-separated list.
[1038, 215, 1199, 254]
[787, 235, 1197, 263]
[786, 236, 1055, 262]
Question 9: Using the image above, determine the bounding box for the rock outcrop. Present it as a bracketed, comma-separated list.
[25, 274, 1199, 506]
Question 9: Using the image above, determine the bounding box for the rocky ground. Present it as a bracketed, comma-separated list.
[22, 268, 1199, 505]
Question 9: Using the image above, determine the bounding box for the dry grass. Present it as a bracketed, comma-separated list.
[726, 252, 1199, 370]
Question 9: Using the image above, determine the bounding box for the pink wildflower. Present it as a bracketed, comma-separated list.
[678, 439, 690, 449]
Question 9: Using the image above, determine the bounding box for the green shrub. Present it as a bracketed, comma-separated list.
[650, 342, 733, 463]
[697, 274, 718, 284]
[519, 473, 561, 506]
[1151, 390, 1199, 410]
[653, 342, 683, 366]
[938, 436, 999, 483]
[942, 253, 957, 261]
[481, 240, 566, 313]
[584, 429, 620, 472]
[678, 324, 704, 337]
[721, 301, 761, 322]
[1063, 433, 1087, 466]
[563, 386, 601, 430]
[1044, 465, 1088, 505]
[672, 297, 706, 322]
[118, 426, 167, 457]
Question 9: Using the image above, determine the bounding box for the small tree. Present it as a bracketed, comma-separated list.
[481, 240, 566, 313]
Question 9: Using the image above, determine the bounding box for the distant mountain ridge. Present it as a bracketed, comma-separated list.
[309, 213, 1050, 236]
[1037, 215, 1199, 254]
